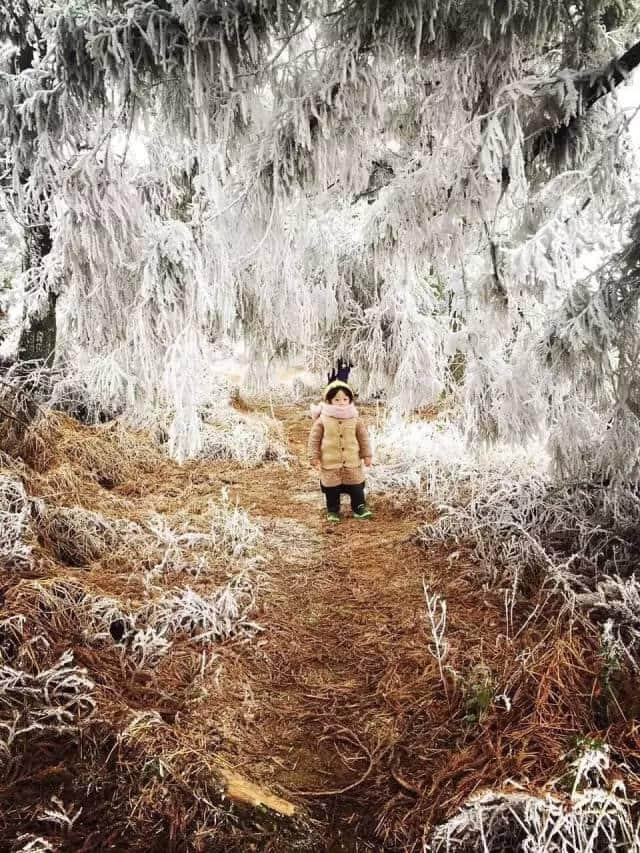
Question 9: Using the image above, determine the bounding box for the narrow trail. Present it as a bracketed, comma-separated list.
[195, 405, 533, 851]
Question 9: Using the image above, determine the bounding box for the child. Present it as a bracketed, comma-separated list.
[308, 379, 373, 523]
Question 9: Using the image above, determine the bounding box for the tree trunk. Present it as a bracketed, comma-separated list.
[17, 291, 57, 365]
[17, 212, 57, 366]
[9, 13, 57, 367]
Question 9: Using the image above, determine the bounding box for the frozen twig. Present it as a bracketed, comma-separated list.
[423, 580, 450, 703]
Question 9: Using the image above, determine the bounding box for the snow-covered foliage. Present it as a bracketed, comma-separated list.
[0, 214, 22, 345]
[430, 742, 638, 851]
[2, 0, 640, 471]
[401, 416, 640, 663]
[23, 563, 261, 669]
[209, 487, 263, 559]
[144, 571, 259, 645]
[367, 411, 547, 494]
[0, 459, 264, 668]
[370, 410, 640, 663]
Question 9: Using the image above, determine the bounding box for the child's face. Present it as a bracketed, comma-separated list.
[331, 390, 351, 405]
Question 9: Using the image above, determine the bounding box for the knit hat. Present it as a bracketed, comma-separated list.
[323, 379, 353, 401]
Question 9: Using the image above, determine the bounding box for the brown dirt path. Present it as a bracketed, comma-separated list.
[191, 405, 604, 851]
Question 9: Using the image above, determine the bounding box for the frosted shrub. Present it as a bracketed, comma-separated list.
[0, 474, 33, 570]
[415, 432, 640, 658]
[575, 575, 640, 665]
[419, 468, 550, 579]
[367, 412, 546, 496]
[421, 477, 640, 583]
[366, 413, 465, 493]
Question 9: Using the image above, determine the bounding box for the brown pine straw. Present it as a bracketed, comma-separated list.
[0, 404, 638, 851]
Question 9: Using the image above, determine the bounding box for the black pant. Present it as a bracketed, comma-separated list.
[321, 482, 365, 514]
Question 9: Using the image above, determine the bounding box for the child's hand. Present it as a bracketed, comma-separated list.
[312, 459, 321, 469]
[364, 457, 373, 467]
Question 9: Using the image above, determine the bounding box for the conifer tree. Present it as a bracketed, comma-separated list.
[1, 0, 639, 471]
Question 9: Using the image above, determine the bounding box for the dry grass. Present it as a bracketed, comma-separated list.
[0, 403, 638, 850]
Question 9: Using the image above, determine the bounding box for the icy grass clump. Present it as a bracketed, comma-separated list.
[24, 488, 265, 665]
[430, 740, 637, 852]
[420, 475, 640, 592]
[30, 501, 125, 565]
[127, 626, 172, 669]
[0, 474, 33, 570]
[142, 570, 259, 644]
[48, 582, 171, 669]
[0, 642, 96, 764]
[430, 774, 638, 852]
[13, 835, 57, 852]
[27, 566, 260, 668]
[199, 406, 290, 467]
[141, 490, 263, 584]
[142, 513, 212, 585]
[419, 467, 550, 581]
[209, 488, 263, 559]
[406, 415, 640, 660]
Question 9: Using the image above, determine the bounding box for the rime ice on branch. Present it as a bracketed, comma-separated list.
[0, 1, 639, 473]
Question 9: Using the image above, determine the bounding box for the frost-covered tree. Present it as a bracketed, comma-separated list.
[0, 0, 61, 363]
[2, 0, 640, 470]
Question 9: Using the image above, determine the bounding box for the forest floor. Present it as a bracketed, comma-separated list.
[1, 400, 636, 851]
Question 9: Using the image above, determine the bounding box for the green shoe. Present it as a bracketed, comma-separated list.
[353, 504, 372, 520]
[327, 512, 341, 523]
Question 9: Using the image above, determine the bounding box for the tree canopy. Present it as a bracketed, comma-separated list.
[1, 0, 640, 468]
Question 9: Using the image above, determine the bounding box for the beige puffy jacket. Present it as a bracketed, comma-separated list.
[308, 414, 372, 487]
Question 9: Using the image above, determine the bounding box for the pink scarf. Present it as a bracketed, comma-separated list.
[310, 401, 358, 420]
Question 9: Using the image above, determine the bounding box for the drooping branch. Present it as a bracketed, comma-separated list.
[528, 38, 640, 161]
[583, 38, 640, 110]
